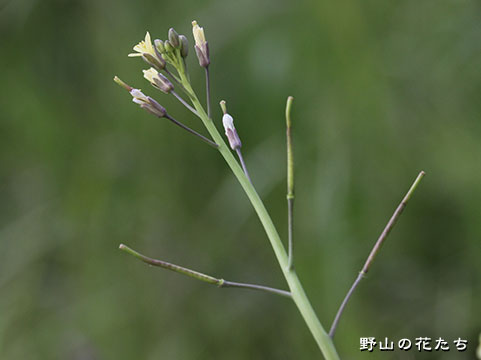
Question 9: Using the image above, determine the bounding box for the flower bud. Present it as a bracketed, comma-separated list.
[164, 40, 174, 53]
[192, 20, 210, 67]
[192, 21, 206, 47]
[168, 28, 180, 48]
[179, 35, 189, 58]
[222, 113, 242, 150]
[130, 89, 166, 118]
[142, 52, 166, 70]
[143, 68, 173, 94]
[194, 45, 210, 67]
[154, 39, 165, 54]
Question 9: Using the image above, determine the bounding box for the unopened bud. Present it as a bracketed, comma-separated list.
[194, 44, 210, 67]
[168, 28, 180, 48]
[142, 52, 166, 70]
[222, 113, 242, 150]
[154, 39, 165, 54]
[179, 35, 189, 58]
[164, 40, 174, 53]
[145, 96, 167, 117]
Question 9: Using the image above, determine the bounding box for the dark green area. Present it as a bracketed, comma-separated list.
[1, 0, 480, 358]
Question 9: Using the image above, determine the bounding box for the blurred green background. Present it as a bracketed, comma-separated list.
[1, 0, 480, 358]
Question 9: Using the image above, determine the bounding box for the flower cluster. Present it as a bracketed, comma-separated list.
[114, 22, 222, 149]
[114, 21, 247, 156]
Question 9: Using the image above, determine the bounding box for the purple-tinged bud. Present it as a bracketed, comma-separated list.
[130, 89, 167, 118]
[142, 52, 166, 70]
[145, 97, 167, 117]
[168, 28, 180, 48]
[179, 35, 189, 58]
[194, 43, 210, 67]
[222, 113, 242, 150]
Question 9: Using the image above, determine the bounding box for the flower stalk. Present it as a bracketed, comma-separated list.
[115, 23, 425, 360]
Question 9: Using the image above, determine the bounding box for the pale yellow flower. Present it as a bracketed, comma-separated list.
[192, 21, 206, 47]
[142, 67, 173, 93]
[128, 31, 155, 57]
[142, 67, 159, 84]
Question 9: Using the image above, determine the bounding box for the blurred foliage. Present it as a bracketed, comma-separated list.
[1, 0, 480, 359]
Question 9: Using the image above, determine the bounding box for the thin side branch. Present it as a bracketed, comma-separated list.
[164, 68, 182, 87]
[329, 171, 426, 338]
[286, 96, 295, 270]
[171, 90, 199, 116]
[165, 114, 218, 148]
[119, 244, 292, 298]
[235, 148, 252, 183]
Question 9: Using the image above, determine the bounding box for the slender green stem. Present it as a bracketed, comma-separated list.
[119, 244, 291, 298]
[329, 171, 426, 338]
[171, 90, 198, 115]
[177, 71, 339, 360]
[164, 68, 182, 87]
[235, 148, 252, 183]
[164, 113, 217, 148]
[286, 96, 295, 270]
[205, 67, 211, 119]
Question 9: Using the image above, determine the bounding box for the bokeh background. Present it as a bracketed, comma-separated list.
[1, 0, 480, 359]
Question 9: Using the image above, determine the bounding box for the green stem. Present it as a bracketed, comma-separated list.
[179, 73, 339, 360]
[119, 244, 291, 298]
[286, 96, 295, 270]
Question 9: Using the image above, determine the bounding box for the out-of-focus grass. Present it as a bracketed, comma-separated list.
[0, 0, 480, 358]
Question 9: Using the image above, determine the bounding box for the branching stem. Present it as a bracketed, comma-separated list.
[165, 113, 217, 148]
[119, 244, 291, 298]
[328, 171, 426, 338]
[176, 69, 340, 360]
[171, 90, 198, 116]
[164, 68, 182, 87]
